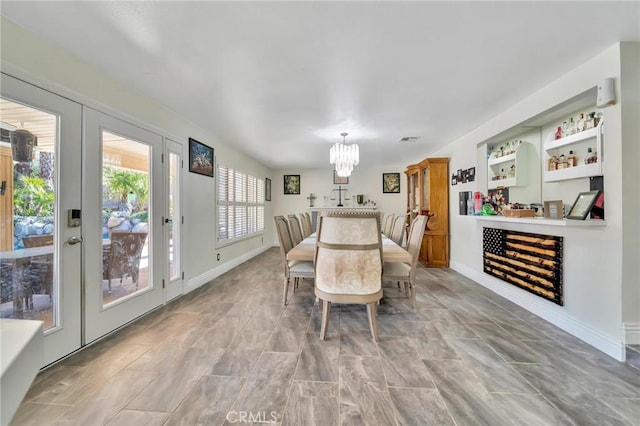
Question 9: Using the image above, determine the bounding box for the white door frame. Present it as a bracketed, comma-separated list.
[164, 138, 184, 302]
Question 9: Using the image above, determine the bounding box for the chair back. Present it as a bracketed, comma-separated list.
[382, 213, 395, 236]
[389, 214, 407, 246]
[104, 231, 148, 282]
[299, 213, 311, 237]
[303, 212, 313, 234]
[23, 234, 54, 248]
[274, 216, 294, 271]
[406, 215, 428, 269]
[288, 214, 304, 245]
[314, 212, 382, 295]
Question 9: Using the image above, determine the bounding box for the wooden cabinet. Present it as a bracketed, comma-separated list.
[405, 157, 449, 267]
[0, 143, 13, 251]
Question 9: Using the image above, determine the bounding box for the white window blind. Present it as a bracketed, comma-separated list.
[218, 166, 264, 243]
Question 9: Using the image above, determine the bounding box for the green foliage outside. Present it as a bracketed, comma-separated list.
[103, 167, 149, 210]
[14, 175, 54, 216]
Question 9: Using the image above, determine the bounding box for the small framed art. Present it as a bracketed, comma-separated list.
[566, 190, 600, 220]
[382, 173, 400, 193]
[333, 170, 348, 185]
[284, 175, 300, 195]
[188, 137, 214, 177]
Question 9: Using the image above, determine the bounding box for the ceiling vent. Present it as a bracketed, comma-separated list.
[399, 136, 420, 143]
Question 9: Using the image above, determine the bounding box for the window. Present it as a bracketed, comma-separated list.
[218, 166, 264, 244]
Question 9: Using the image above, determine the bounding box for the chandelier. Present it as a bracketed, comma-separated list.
[329, 132, 359, 177]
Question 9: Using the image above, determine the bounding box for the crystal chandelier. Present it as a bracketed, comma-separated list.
[329, 132, 359, 177]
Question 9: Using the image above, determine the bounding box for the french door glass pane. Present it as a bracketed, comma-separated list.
[169, 151, 180, 281]
[0, 98, 57, 330]
[101, 131, 151, 305]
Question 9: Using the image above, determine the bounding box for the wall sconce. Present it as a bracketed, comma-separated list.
[596, 78, 616, 108]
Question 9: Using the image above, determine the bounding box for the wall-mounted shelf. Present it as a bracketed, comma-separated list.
[487, 141, 529, 190]
[544, 121, 603, 182]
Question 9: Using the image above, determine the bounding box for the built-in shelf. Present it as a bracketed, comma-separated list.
[472, 215, 606, 227]
[544, 121, 603, 182]
[487, 141, 529, 190]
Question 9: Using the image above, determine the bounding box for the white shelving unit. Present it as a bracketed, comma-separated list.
[543, 121, 603, 182]
[474, 215, 605, 227]
[487, 142, 528, 190]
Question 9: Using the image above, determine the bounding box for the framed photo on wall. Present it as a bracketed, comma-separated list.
[284, 174, 300, 195]
[382, 173, 401, 193]
[333, 170, 348, 184]
[265, 178, 271, 201]
[188, 137, 214, 177]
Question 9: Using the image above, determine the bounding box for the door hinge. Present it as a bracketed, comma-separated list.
[182, 216, 184, 225]
[162, 279, 165, 289]
[181, 159, 184, 168]
[161, 216, 165, 225]
[182, 271, 184, 280]
[161, 153, 164, 163]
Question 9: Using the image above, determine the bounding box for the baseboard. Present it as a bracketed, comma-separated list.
[186, 245, 272, 292]
[624, 322, 640, 345]
[450, 261, 625, 362]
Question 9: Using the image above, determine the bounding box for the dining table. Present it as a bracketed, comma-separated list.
[286, 233, 412, 263]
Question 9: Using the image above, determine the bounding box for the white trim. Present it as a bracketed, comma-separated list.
[186, 245, 271, 292]
[624, 322, 640, 345]
[450, 261, 625, 361]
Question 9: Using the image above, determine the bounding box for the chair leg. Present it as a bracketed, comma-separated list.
[367, 302, 378, 341]
[283, 277, 290, 305]
[404, 281, 410, 298]
[320, 300, 331, 340]
[410, 281, 417, 310]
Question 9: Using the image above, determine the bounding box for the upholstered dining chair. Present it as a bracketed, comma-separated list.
[274, 215, 314, 305]
[314, 211, 383, 341]
[389, 213, 408, 246]
[303, 212, 313, 234]
[382, 213, 395, 236]
[299, 213, 312, 238]
[287, 214, 304, 245]
[103, 230, 148, 294]
[382, 215, 427, 310]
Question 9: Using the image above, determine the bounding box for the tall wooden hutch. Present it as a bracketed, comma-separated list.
[405, 157, 449, 267]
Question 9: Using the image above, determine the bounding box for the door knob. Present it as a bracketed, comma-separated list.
[65, 236, 83, 245]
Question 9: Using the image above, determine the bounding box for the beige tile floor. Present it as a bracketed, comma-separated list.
[11, 248, 640, 425]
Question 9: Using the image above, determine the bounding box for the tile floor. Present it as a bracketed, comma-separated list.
[11, 248, 640, 425]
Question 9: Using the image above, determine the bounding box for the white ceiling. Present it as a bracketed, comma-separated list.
[2, 1, 639, 170]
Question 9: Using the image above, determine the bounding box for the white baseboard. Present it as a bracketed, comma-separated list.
[450, 261, 625, 362]
[624, 322, 640, 345]
[186, 245, 272, 292]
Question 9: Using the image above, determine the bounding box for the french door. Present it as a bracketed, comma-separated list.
[0, 73, 82, 365]
[164, 138, 183, 302]
[83, 108, 164, 343]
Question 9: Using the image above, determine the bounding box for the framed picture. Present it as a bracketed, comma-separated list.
[188, 137, 214, 177]
[284, 174, 300, 195]
[382, 173, 401, 193]
[566, 190, 600, 220]
[333, 170, 348, 185]
[265, 178, 271, 201]
[467, 167, 476, 182]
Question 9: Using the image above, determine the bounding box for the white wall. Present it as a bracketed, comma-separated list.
[0, 17, 275, 292]
[430, 43, 632, 360]
[272, 164, 408, 235]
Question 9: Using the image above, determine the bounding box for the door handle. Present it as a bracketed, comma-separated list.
[164, 218, 172, 223]
[65, 236, 83, 245]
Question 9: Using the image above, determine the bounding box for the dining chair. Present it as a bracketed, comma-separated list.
[382, 213, 395, 236]
[389, 213, 407, 246]
[103, 230, 148, 293]
[303, 212, 313, 234]
[22, 234, 54, 310]
[314, 211, 383, 341]
[274, 215, 314, 305]
[383, 215, 427, 310]
[299, 213, 312, 238]
[287, 214, 304, 245]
